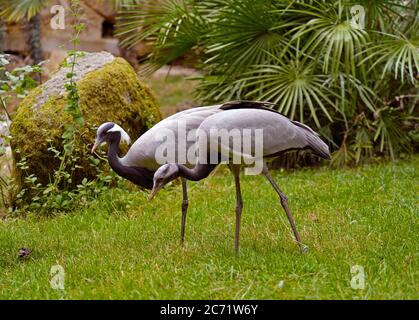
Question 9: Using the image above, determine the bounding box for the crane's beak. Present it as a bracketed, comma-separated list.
[91, 140, 100, 154]
[148, 185, 162, 201]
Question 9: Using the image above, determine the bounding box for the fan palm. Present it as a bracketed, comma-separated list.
[361, 22, 419, 84]
[117, 0, 210, 73]
[241, 55, 338, 127]
[116, 0, 418, 165]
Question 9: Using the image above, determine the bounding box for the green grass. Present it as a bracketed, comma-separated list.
[0, 158, 417, 299]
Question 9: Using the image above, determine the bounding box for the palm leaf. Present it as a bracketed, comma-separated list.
[203, 0, 288, 75]
[240, 55, 340, 127]
[283, 1, 369, 76]
[0, 0, 49, 22]
[361, 23, 419, 84]
[116, 0, 209, 74]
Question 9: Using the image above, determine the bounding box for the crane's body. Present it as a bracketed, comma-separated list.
[149, 101, 331, 254]
[93, 101, 331, 254]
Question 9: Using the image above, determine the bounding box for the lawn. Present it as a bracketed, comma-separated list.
[0, 157, 417, 299]
[145, 73, 199, 117]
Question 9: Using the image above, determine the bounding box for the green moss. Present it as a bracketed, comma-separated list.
[10, 57, 161, 192]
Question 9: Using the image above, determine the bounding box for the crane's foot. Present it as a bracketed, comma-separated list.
[299, 244, 309, 254]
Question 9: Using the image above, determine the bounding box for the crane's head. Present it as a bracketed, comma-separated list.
[91, 122, 131, 153]
[149, 164, 180, 201]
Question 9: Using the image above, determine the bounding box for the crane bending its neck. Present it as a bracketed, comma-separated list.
[149, 161, 218, 200]
[107, 132, 154, 190]
[177, 163, 218, 181]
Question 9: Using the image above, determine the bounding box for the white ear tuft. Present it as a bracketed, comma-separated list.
[108, 124, 131, 145]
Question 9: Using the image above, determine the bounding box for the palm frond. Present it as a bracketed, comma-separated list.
[240, 56, 339, 127]
[284, 1, 369, 76]
[203, 0, 288, 75]
[361, 23, 419, 84]
[0, 0, 49, 22]
[112, 0, 142, 9]
[116, 0, 209, 74]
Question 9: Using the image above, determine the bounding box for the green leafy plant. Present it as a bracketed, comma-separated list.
[117, 0, 418, 165]
[0, 53, 43, 209]
[13, 143, 122, 213]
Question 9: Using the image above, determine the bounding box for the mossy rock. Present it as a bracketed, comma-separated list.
[10, 52, 161, 192]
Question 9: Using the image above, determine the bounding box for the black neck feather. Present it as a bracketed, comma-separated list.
[107, 133, 154, 190]
[178, 163, 218, 181]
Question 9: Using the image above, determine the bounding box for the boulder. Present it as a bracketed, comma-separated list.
[10, 51, 161, 190]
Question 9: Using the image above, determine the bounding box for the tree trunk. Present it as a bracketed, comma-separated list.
[25, 13, 43, 64]
[0, 19, 6, 53]
[119, 46, 140, 70]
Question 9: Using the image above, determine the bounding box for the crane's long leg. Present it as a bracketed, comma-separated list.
[262, 164, 307, 253]
[231, 166, 243, 255]
[181, 178, 188, 244]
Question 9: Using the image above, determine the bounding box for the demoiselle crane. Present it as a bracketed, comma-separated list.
[91, 105, 226, 242]
[149, 101, 331, 254]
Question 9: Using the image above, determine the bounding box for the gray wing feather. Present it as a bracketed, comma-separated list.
[197, 108, 330, 159]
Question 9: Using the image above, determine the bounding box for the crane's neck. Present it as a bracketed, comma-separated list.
[107, 134, 154, 190]
[177, 163, 218, 181]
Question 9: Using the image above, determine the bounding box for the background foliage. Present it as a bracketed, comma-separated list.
[117, 0, 418, 166]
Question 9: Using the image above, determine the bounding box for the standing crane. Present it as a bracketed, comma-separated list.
[149, 101, 331, 254]
[91, 105, 225, 242]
